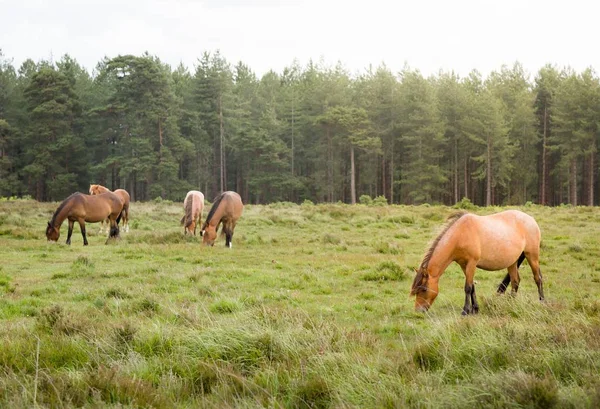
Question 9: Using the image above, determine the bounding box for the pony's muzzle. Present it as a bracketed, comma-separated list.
[415, 305, 429, 313]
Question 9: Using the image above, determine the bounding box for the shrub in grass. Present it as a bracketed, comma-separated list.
[87, 365, 169, 408]
[210, 299, 241, 314]
[359, 195, 373, 205]
[453, 196, 477, 210]
[413, 341, 443, 371]
[71, 255, 94, 275]
[294, 374, 332, 409]
[135, 298, 160, 314]
[399, 215, 414, 224]
[171, 361, 219, 395]
[114, 321, 137, 346]
[40, 337, 91, 369]
[106, 288, 131, 299]
[511, 372, 559, 408]
[322, 233, 341, 245]
[373, 241, 401, 254]
[373, 195, 388, 206]
[362, 261, 406, 281]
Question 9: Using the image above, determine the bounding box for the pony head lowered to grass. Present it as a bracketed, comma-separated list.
[411, 210, 544, 315]
[201, 191, 243, 247]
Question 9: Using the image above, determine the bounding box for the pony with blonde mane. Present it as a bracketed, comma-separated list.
[410, 210, 544, 315]
[201, 191, 243, 247]
[180, 190, 204, 235]
[46, 192, 123, 245]
[89, 184, 131, 233]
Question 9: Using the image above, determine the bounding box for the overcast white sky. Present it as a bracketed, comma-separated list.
[1, 0, 598, 78]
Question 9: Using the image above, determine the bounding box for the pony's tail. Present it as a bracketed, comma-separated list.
[497, 252, 525, 293]
[182, 196, 193, 228]
[180, 215, 185, 225]
[116, 210, 123, 226]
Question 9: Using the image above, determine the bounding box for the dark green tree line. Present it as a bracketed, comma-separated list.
[1, 49, 599, 206]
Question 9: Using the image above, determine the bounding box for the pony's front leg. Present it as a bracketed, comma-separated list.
[224, 223, 234, 248]
[471, 283, 479, 313]
[66, 220, 75, 245]
[78, 219, 88, 246]
[461, 262, 477, 315]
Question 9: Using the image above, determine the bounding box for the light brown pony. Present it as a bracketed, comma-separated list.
[201, 191, 243, 247]
[89, 184, 131, 233]
[46, 192, 123, 245]
[180, 190, 205, 235]
[410, 210, 544, 315]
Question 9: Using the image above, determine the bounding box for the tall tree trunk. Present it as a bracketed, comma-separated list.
[486, 135, 492, 206]
[390, 137, 394, 204]
[381, 155, 386, 202]
[130, 172, 136, 202]
[589, 150, 594, 206]
[291, 92, 295, 177]
[464, 156, 468, 200]
[219, 95, 224, 192]
[454, 137, 459, 204]
[570, 158, 577, 206]
[540, 105, 548, 205]
[158, 118, 163, 147]
[327, 126, 333, 202]
[350, 144, 356, 204]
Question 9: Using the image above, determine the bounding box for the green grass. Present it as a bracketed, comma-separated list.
[1, 200, 600, 408]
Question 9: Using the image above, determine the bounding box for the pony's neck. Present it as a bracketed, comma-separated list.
[424, 231, 457, 279]
[51, 205, 69, 228]
[426, 251, 455, 279]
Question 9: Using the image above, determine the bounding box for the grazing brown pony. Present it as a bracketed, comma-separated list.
[201, 191, 243, 247]
[89, 184, 131, 233]
[46, 192, 123, 245]
[410, 210, 544, 315]
[180, 190, 205, 235]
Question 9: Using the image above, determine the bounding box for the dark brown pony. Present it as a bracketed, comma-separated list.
[201, 191, 244, 247]
[89, 184, 131, 233]
[410, 210, 544, 315]
[46, 192, 123, 245]
[180, 190, 205, 235]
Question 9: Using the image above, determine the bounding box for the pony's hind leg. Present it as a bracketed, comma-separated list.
[498, 252, 525, 294]
[497, 273, 511, 294]
[507, 262, 521, 295]
[525, 253, 545, 301]
[123, 208, 129, 232]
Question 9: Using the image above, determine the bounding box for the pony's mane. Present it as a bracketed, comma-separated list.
[50, 192, 81, 226]
[419, 211, 468, 272]
[184, 194, 194, 228]
[411, 211, 467, 295]
[202, 192, 226, 230]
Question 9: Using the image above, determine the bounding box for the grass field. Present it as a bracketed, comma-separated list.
[1, 199, 599, 408]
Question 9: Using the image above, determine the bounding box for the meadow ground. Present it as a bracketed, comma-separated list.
[0, 199, 599, 408]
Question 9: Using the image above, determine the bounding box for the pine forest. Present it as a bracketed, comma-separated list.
[1, 50, 598, 206]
